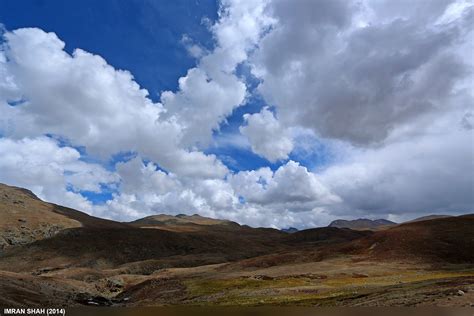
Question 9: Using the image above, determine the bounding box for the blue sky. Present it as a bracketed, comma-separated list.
[0, 0, 472, 228]
[0, 0, 293, 179]
[0, 0, 305, 210]
[0, 0, 217, 98]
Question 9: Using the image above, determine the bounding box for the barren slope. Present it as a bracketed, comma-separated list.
[347, 215, 474, 263]
[0, 183, 128, 249]
[129, 213, 243, 233]
[328, 218, 396, 230]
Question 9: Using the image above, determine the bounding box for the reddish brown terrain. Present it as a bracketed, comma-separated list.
[0, 183, 473, 307]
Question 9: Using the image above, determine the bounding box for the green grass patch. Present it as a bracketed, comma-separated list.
[182, 270, 474, 306]
[185, 277, 308, 297]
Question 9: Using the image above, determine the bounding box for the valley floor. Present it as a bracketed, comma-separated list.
[1, 256, 473, 307]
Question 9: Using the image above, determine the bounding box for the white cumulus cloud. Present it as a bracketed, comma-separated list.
[240, 107, 293, 162]
[0, 137, 117, 212]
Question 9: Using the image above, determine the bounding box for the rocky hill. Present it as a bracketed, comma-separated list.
[328, 218, 396, 230]
[0, 183, 128, 250]
[129, 213, 240, 232]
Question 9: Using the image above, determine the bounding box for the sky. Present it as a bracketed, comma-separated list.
[0, 0, 473, 229]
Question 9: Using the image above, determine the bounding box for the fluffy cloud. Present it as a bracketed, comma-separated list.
[241, 0, 473, 222]
[0, 137, 117, 211]
[319, 109, 474, 219]
[0, 0, 472, 229]
[230, 161, 340, 207]
[201, 0, 275, 76]
[251, 0, 473, 145]
[240, 107, 293, 162]
[104, 156, 239, 221]
[0, 27, 227, 179]
[104, 157, 339, 228]
[160, 68, 246, 148]
[161, 0, 275, 148]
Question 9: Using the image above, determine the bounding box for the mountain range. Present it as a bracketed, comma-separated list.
[0, 183, 472, 307]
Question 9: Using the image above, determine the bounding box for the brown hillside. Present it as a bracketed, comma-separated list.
[129, 213, 240, 232]
[0, 224, 287, 272]
[328, 218, 396, 230]
[405, 214, 452, 223]
[347, 215, 474, 263]
[0, 183, 81, 249]
[0, 183, 128, 249]
[286, 227, 373, 244]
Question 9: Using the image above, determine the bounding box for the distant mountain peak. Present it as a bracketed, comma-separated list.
[328, 218, 396, 230]
[129, 213, 240, 232]
[281, 227, 298, 233]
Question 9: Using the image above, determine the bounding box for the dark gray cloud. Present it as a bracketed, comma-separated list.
[245, 0, 474, 221]
[253, 0, 473, 145]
